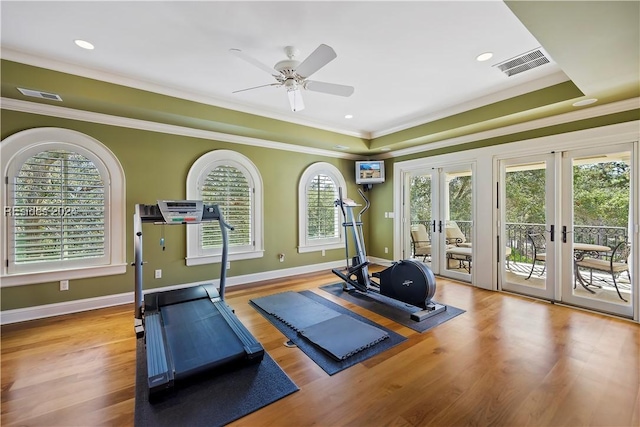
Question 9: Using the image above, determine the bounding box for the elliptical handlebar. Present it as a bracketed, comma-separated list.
[335, 187, 370, 219]
[335, 187, 347, 218]
[357, 188, 370, 219]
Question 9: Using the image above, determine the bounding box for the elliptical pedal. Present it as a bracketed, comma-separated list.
[410, 302, 447, 322]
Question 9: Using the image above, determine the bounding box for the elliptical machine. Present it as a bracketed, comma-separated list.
[332, 188, 446, 322]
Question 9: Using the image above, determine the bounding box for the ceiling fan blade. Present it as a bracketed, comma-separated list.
[305, 80, 354, 97]
[287, 88, 305, 112]
[295, 44, 337, 78]
[232, 83, 281, 94]
[229, 48, 280, 76]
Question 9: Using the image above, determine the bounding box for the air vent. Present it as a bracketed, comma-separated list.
[17, 88, 63, 101]
[493, 48, 550, 77]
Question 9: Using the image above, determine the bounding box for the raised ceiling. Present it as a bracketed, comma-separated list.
[1, 1, 638, 154]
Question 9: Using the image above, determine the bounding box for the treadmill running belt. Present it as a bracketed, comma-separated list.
[161, 299, 246, 379]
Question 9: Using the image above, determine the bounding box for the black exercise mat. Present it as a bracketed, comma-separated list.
[320, 283, 465, 333]
[251, 291, 340, 331]
[252, 291, 389, 361]
[134, 339, 298, 427]
[299, 314, 389, 361]
[250, 290, 406, 375]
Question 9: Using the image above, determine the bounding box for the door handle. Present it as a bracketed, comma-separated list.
[438, 220, 443, 233]
[432, 220, 436, 233]
[562, 225, 567, 243]
[550, 224, 555, 242]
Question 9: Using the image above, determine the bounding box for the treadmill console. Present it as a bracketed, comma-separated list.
[137, 200, 221, 224]
[157, 200, 203, 224]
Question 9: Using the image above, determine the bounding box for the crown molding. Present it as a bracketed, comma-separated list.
[382, 97, 640, 159]
[0, 97, 362, 160]
[3, 95, 637, 161]
[1, 47, 368, 139]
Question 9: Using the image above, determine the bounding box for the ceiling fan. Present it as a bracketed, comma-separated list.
[229, 44, 354, 112]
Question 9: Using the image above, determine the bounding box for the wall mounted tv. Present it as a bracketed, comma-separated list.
[355, 160, 385, 185]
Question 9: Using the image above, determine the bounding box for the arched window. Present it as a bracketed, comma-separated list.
[298, 162, 347, 253]
[1, 128, 126, 286]
[186, 150, 263, 265]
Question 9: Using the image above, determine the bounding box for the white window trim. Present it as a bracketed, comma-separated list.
[298, 162, 347, 253]
[186, 150, 264, 265]
[1, 127, 126, 287]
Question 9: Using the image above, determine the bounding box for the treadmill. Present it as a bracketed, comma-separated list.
[133, 200, 264, 398]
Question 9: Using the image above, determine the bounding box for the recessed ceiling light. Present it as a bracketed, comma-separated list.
[476, 52, 493, 62]
[344, 114, 353, 119]
[74, 39, 94, 50]
[334, 145, 349, 150]
[572, 98, 598, 107]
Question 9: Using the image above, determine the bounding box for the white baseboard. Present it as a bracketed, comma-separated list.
[368, 256, 393, 267]
[0, 260, 346, 325]
[0, 292, 134, 325]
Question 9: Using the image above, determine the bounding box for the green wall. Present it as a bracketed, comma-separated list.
[363, 110, 640, 261]
[1, 94, 638, 313]
[1, 60, 370, 154]
[0, 109, 361, 311]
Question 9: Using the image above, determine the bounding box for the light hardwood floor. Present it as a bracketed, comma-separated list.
[2, 270, 639, 426]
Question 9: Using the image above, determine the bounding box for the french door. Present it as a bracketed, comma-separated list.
[406, 163, 474, 283]
[499, 144, 634, 318]
[559, 145, 633, 317]
[499, 154, 557, 300]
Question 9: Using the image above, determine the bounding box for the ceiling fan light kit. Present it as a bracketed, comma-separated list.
[230, 44, 354, 112]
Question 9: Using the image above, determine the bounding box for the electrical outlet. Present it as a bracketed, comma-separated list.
[155, 269, 162, 279]
[226, 262, 231, 270]
[278, 253, 285, 263]
[322, 249, 326, 257]
[384, 247, 389, 254]
[60, 280, 69, 291]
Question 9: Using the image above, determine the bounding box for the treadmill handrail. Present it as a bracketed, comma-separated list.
[217, 210, 233, 301]
[134, 202, 233, 323]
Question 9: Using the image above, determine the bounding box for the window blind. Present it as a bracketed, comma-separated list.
[307, 174, 339, 240]
[201, 165, 251, 248]
[11, 150, 105, 264]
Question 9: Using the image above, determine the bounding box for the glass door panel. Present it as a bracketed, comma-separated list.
[561, 145, 634, 317]
[409, 172, 434, 271]
[406, 163, 473, 282]
[499, 155, 556, 300]
[440, 165, 473, 282]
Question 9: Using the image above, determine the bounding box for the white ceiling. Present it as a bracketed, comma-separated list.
[1, 1, 569, 138]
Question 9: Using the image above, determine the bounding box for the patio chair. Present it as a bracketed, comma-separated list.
[576, 241, 631, 302]
[445, 220, 471, 247]
[526, 232, 546, 280]
[410, 224, 432, 262]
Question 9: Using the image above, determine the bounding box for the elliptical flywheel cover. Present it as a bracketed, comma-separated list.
[388, 259, 436, 306]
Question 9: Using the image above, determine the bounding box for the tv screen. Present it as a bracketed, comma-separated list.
[356, 160, 385, 184]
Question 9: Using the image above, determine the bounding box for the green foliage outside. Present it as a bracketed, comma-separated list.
[410, 174, 472, 223]
[307, 174, 338, 240]
[410, 175, 432, 223]
[14, 150, 105, 263]
[573, 161, 630, 227]
[504, 161, 630, 227]
[410, 160, 630, 247]
[505, 168, 546, 224]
